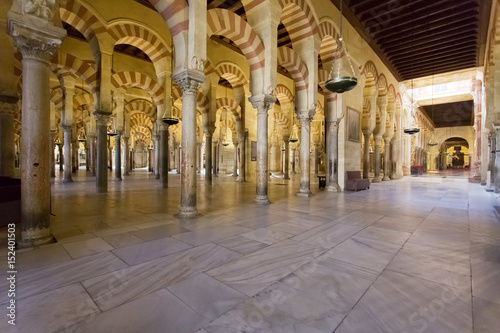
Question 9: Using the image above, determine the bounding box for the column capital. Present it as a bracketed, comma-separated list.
[296, 112, 313, 122]
[248, 94, 276, 113]
[172, 69, 205, 95]
[93, 111, 111, 126]
[0, 95, 19, 117]
[204, 124, 216, 136]
[61, 124, 73, 131]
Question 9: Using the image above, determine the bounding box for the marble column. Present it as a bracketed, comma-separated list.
[72, 140, 77, 173]
[123, 136, 130, 176]
[488, 133, 495, 190]
[237, 131, 246, 182]
[383, 138, 391, 181]
[154, 134, 160, 179]
[213, 142, 218, 177]
[8, 7, 66, 246]
[314, 143, 320, 174]
[160, 125, 169, 188]
[495, 127, 500, 193]
[172, 70, 204, 217]
[50, 130, 56, 178]
[204, 128, 214, 183]
[233, 142, 239, 177]
[297, 113, 314, 197]
[363, 131, 372, 179]
[249, 94, 276, 204]
[0, 96, 17, 177]
[94, 113, 110, 192]
[89, 135, 96, 176]
[373, 137, 382, 182]
[291, 148, 296, 174]
[283, 136, 290, 180]
[326, 119, 341, 191]
[62, 125, 73, 182]
[58, 143, 63, 171]
[115, 132, 122, 180]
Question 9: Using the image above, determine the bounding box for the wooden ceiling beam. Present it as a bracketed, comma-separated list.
[389, 39, 476, 61]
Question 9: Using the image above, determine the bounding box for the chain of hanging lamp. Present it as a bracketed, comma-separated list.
[403, 4, 420, 135]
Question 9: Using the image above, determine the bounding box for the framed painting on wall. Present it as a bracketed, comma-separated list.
[347, 107, 361, 143]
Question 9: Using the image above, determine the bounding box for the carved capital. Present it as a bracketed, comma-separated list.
[93, 111, 111, 126]
[248, 94, 276, 114]
[0, 99, 19, 117]
[61, 124, 73, 132]
[23, 0, 56, 21]
[296, 112, 312, 123]
[172, 69, 205, 95]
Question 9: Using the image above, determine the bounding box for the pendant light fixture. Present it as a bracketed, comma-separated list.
[78, 108, 87, 142]
[403, 6, 420, 135]
[325, 0, 358, 94]
[162, 97, 179, 126]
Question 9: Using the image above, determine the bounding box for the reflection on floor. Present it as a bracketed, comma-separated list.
[1, 170, 500, 333]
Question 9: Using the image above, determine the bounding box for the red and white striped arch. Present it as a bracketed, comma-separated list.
[204, 59, 215, 76]
[148, 0, 188, 40]
[131, 125, 152, 143]
[278, 0, 319, 43]
[277, 47, 309, 91]
[108, 20, 171, 74]
[317, 69, 336, 103]
[50, 88, 63, 112]
[273, 111, 289, 129]
[215, 62, 247, 88]
[361, 61, 379, 84]
[207, 8, 265, 72]
[216, 98, 241, 121]
[74, 93, 94, 110]
[318, 19, 339, 66]
[131, 112, 154, 130]
[51, 53, 98, 98]
[125, 99, 156, 121]
[111, 71, 165, 107]
[59, 0, 107, 61]
[378, 74, 388, 94]
[196, 92, 209, 115]
[275, 84, 294, 105]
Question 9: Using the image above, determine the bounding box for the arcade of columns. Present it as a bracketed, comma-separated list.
[0, 0, 495, 247]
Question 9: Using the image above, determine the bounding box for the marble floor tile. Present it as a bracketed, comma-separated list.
[241, 227, 294, 245]
[470, 241, 500, 264]
[215, 235, 269, 255]
[93, 226, 139, 237]
[334, 211, 384, 227]
[472, 259, 500, 305]
[322, 236, 401, 273]
[370, 215, 424, 233]
[0, 252, 128, 303]
[54, 233, 98, 244]
[168, 273, 247, 320]
[207, 239, 323, 296]
[102, 232, 145, 249]
[17, 244, 71, 271]
[131, 224, 189, 241]
[65, 289, 209, 333]
[336, 270, 472, 333]
[0, 284, 99, 333]
[62, 238, 114, 258]
[473, 297, 500, 333]
[292, 222, 363, 249]
[112, 237, 192, 265]
[355, 226, 411, 245]
[234, 213, 291, 229]
[173, 225, 252, 246]
[83, 243, 240, 311]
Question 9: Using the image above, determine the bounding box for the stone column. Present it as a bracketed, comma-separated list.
[94, 113, 110, 192]
[115, 132, 122, 180]
[326, 118, 341, 191]
[123, 136, 130, 175]
[487, 133, 495, 190]
[283, 136, 290, 180]
[89, 134, 96, 176]
[363, 131, 371, 179]
[204, 127, 214, 183]
[383, 138, 391, 181]
[8, 5, 66, 246]
[291, 148, 296, 174]
[314, 143, 320, 174]
[160, 125, 169, 188]
[50, 130, 56, 177]
[58, 142, 63, 171]
[72, 140, 77, 173]
[296, 113, 314, 197]
[62, 125, 73, 182]
[237, 130, 247, 182]
[233, 142, 239, 177]
[495, 127, 500, 193]
[373, 137, 382, 182]
[249, 94, 276, 204]
[213, 142, 218, 177]
[0, 95, 17, 177]
[154, 134, 160, 179]
[172, 70, 204, 217]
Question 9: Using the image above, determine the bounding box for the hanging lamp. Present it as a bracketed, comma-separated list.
[107, 116, 117, 137]
[403, 6, 420, 135]
[289, 123, 299, 143]
[325, 0, 357, 94]
[162, 96, 180, 126]
[427, 70, 438, 146]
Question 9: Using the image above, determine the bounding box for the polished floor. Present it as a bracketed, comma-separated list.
[1, 169, 500, 333]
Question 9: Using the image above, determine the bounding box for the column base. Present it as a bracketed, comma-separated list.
[176, 207, 199, 218]
[237, 179, 246, 183]
[325, 184, 341, 192]
[372, 177, 381, 183]
[18, 233, 55, 248]
[283, 175, 290, 180]
[63, 178, 73, 183]
[232, 173, 238, 177]
[382, 176, 391, 181]
[115, 177, 122, 181]
[486, 186, 495, 192]
[255, 196, 270, 205]
[296, 191, 314, 197]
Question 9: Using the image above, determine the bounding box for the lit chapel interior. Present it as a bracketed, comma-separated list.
[1, 0, 500, 332]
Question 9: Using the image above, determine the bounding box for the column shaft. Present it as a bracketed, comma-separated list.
[233, 142, 238, 176]
[94, 114, 110, 192]
[238, 132, 246, 182]
[160, 127, 169, 188]
[0, 98, 17, 177]
[297, 116, 313, 197]
[205, 134, 213, 183]
[123, 136, 130, 176]
[326, 120, 340, 191]
[62, 126, 73, 182]
[115, 133, 122, 180]
[373, 138, 382, 182]
[283, 139, 290, 180]
[383, 138, 391, 181]
[363, 131, 371, 179]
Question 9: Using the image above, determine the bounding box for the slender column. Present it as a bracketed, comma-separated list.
[487, 133, 495, 190]
[233, 142, 239, 176]
[160, 125, 169, 188]
[0, 96, 17, 177]
[495, 127, 500, 193]
[94, 113, 110, 192]
[62, 125, 73, 182]
[213, 142, 218, 177]
[85, 142, 89, 171]
[72, 140, 77, 173]
[123, 136, 130, 175]
[283, 136, 290, 180]
[291, 148, 296, 174]
[363, 131, 372, 179]
[237, 131, 246, 182]
[373, 138, 382, 182]
[314, 143, 320, 174]
[326, 119, 341, 191]
[249, 94, 276, 204]
[89, 135, 96, 176]
[58, 143, 63, 171]
[172, 70, 204, 217]
[296, 113, 314, 197]
[8, 7, 66, 246]
[204, 129, 214, 183]
[383, 138, 391, 181]
[50, 130, 56, 177]
[115, 132, 122, 180]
